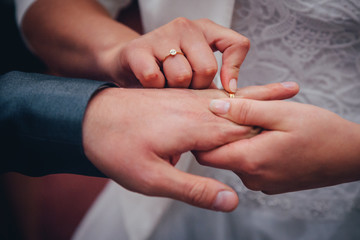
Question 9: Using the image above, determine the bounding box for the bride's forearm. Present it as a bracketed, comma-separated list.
[21, 0, 140, 81]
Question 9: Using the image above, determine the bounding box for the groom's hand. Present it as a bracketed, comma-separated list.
[82, 82, 299, 211]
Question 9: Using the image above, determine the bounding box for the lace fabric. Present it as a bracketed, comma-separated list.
[232, 0, 360, 123]
[208, 0, 360, 221]
[206, 168, 360, 221]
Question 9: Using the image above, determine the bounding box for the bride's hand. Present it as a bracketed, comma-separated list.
[195, 98, 360, 194]
[23, 1, 248, 91]
[113, 17, 250, 91]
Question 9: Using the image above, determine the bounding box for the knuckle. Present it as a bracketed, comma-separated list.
[231, 35, 250, 51]
[237, 36, 251, 50]
[241, 160, 260, 176]
[197, 18, 214, 25]
[195, 65, 218, 78]
[235, 160, 264, 192]
[173, 17, 193, 28]
[185, 179, 210, 207]
[172, 72, 192, 85]
[236, 151, 262, 176]
[141, 71, 161, 85]
[235, 100, 253, 125]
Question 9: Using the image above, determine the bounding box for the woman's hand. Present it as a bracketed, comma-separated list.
[195, 98, 360, 194]
[82, 83, 299, 212]
[23, 1, 249, 91]
[115, 17, 250, 92]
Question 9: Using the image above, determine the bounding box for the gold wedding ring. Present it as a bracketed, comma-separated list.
[162, 49, 184, 63]
[229, 93, 235, 98]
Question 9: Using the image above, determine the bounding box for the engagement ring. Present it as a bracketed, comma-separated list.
[162, 49, 184, 63]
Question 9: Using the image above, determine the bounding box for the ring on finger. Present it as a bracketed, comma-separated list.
[162, 49, 184, 63]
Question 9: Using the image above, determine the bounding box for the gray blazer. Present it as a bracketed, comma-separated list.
[0, 71, 113, 177]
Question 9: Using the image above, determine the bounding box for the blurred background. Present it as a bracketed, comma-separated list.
[0, 0, 45, 75]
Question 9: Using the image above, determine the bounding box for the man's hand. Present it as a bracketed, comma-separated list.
[82, 83, 298, 211]
[117, 17, 250, 91]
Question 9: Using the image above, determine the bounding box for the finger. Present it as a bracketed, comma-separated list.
[208, 98, 294, 130]
[236, 82, 299, 100]
[220, 39, 249, 93]
[150, 161, 239, 212]
[128, 51, 166, 88]
[194, 129, 280, 175]
[194, 139, 254, 172]
[162, 53, 193, 88]
[196, 19, 250, 92]
[193, 81, 299, 103]
[180, 36, 218, 89]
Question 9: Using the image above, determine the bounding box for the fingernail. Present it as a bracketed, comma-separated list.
[281, 81, 297, 89]
[213, 190, 238, 212]
[209, 99, 230, 114]
[229, 79, 237, 93]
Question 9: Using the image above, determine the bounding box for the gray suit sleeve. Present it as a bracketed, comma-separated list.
[0, 71, 115, 177]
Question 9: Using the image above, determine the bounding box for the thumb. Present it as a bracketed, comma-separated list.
[209, 98, 286, 129]
[153, 162, 239, 212]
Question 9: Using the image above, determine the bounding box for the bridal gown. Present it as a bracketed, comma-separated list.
[15, 0, 360, 239]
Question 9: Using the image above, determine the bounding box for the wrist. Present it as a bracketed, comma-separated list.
[82, 87, 123, 164]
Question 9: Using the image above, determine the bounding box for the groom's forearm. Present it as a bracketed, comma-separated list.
[0, 71, 113, 176]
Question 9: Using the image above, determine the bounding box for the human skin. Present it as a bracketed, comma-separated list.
[22, 0, 250, 92]
[82, 83, 299, 212]
[194, 98, 360, 194]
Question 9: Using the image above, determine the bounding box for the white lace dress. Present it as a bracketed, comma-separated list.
[71, 0, 360, 239]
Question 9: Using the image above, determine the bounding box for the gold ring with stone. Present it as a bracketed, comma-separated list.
[162, 49, 184, 63]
